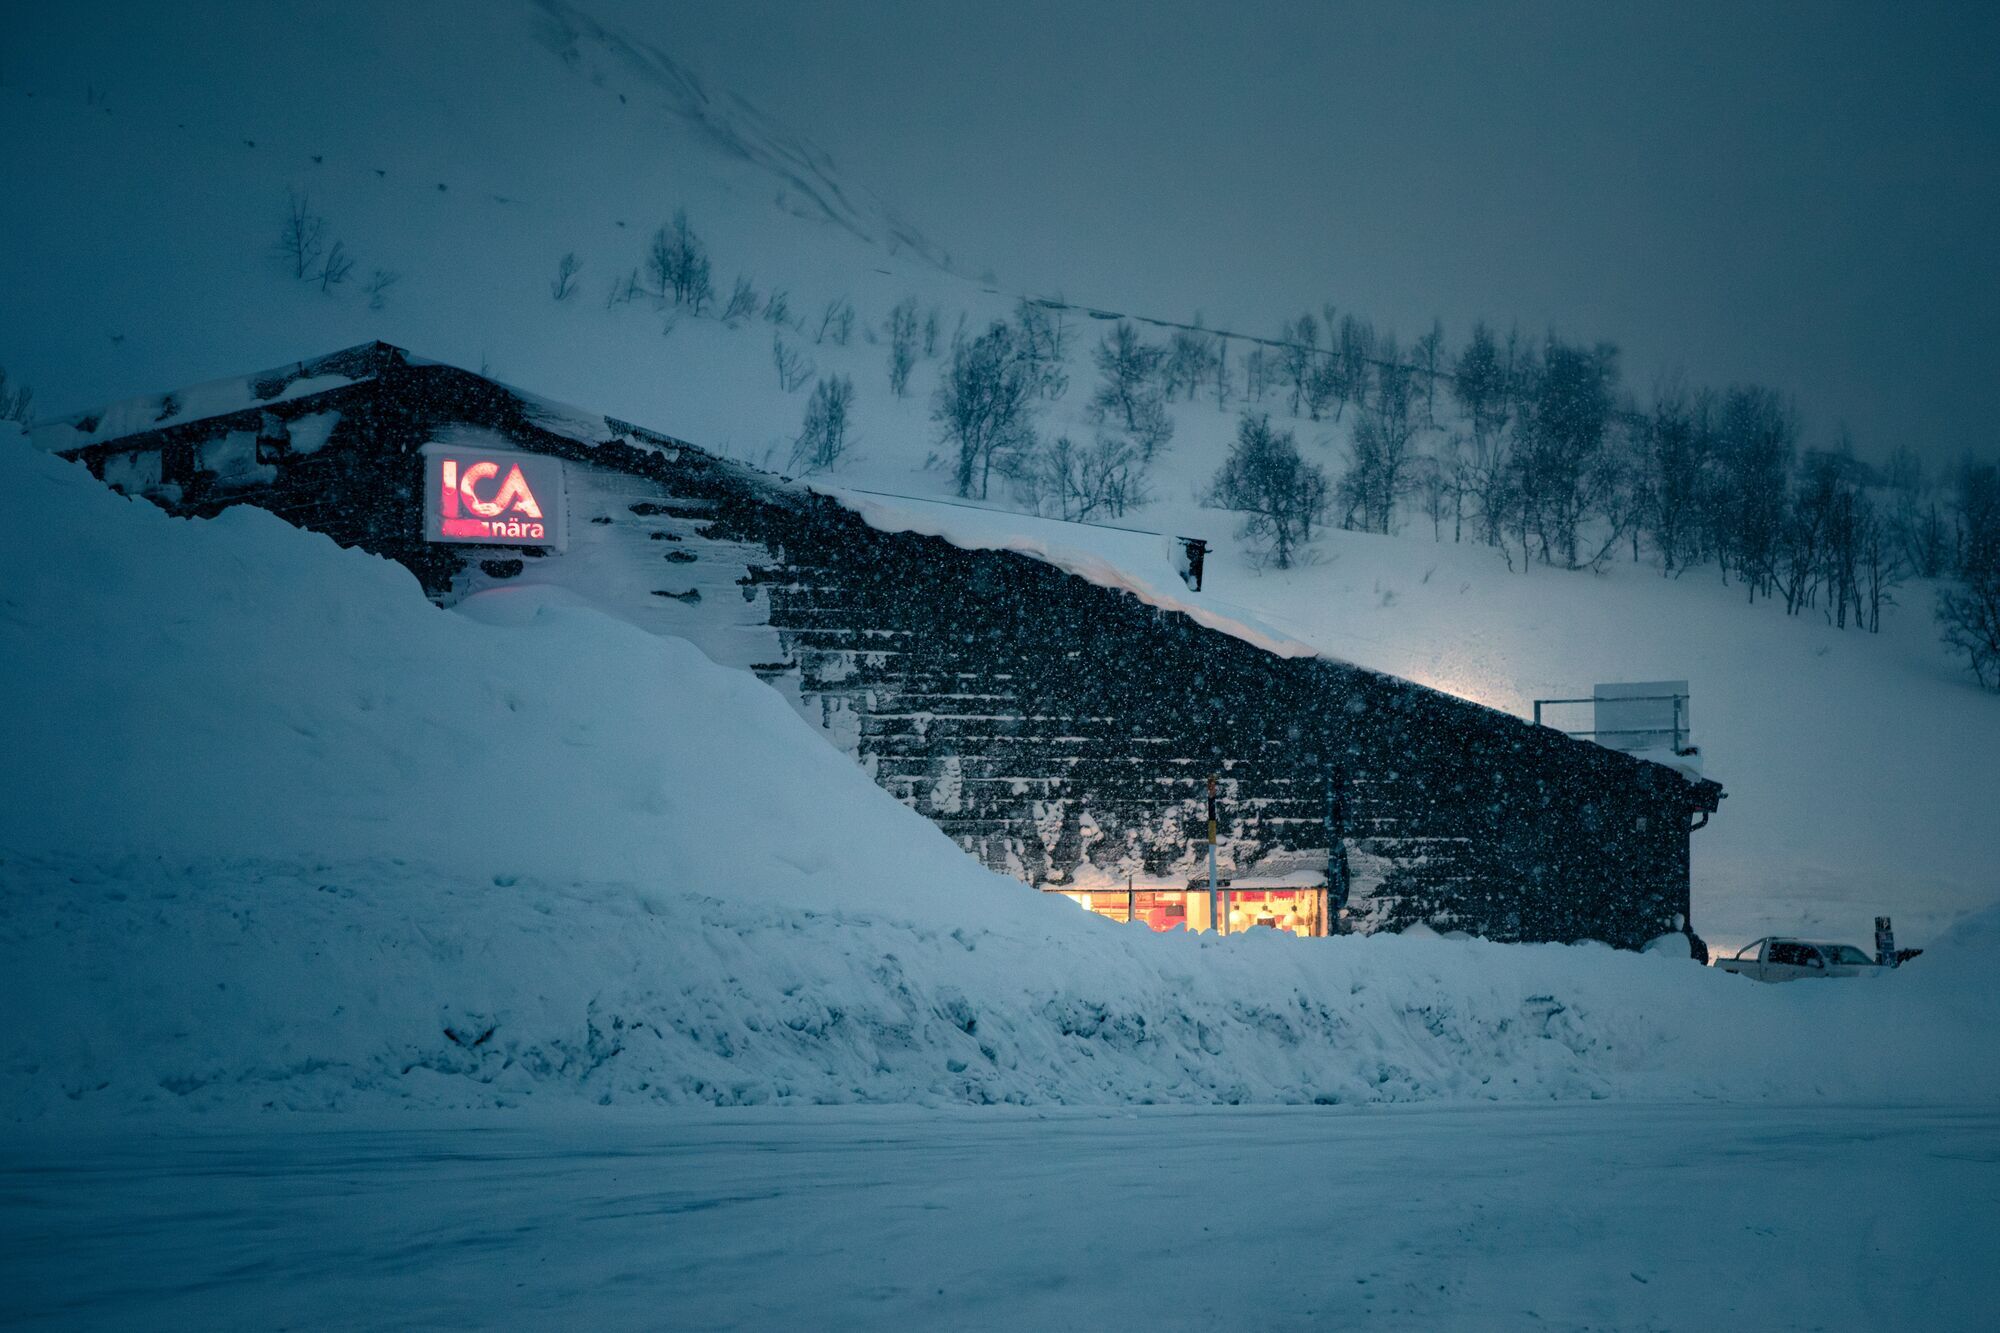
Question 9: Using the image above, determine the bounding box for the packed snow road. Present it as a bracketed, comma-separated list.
[4, 1102, 1995, 1331]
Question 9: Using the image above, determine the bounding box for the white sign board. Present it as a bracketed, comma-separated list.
[422, 443, 567, 550]
[1592, 681, 1689, 753]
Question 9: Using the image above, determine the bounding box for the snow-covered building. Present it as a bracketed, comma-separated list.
[38, 342, 1725, 947]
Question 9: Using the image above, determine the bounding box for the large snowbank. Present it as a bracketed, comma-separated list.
[4, 438, 1997, 1118]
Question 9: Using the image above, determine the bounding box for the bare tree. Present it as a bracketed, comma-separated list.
[1639, 385, 1709, 575]
[646, 209, 712, 312]
[1437, 432, 1475, 542]
[1208, 413, 1330, 570]
[0, 366, 32, 425]
[722, 275, 759, 323]
[1278, 314, 1319, 417]
[923, 307, 942, 358]
[886, 297, 920, 397]
[1452, 322, 1513, 447]
[1013, 300, 1070, 400]
[1414, 454, 1450, 540]
[934, 321, 1036, 499]
[1088, 322, 1172, 459]
[1513, 336, 1619, 567]
[605, 269, 644, 309]
[1164, 327, 1214, 401]
[1886, 446, 1953, 578]
[790, 375, 856, 473]
[763, 288, 791, 327]
[1711, 384, 1796, 598]
[363, 268, 399, 310]
[318, 239, 355, 293]
[772, 333, 813, 393]
[1211, 333, 1234, 409]
[1330, 315, 1375, 423]
[1856, 494, 1902, 634]
[1242, 346, 1273, 404]
[278, 189, 325, 280]
[1938, 460, 2000, 688]
[816, 297, 855, 345]
[1339, 336, 1419, 534]
[1010, 434, 1149, 521]
[1411, 319, 1445, 425]
[550, 252, 583, 301]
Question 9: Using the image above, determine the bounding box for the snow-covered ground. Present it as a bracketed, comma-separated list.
[5, 6, 1999, 1323]
[6, 433, 1998, 1122]
[6, 1103, 1997, 1330]
[7, 0, 1996, 957]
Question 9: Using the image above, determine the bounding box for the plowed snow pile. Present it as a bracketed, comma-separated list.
[3, 435, 1994, 1118]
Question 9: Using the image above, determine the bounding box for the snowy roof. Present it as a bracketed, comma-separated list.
[820, 486, 1322, 662]
[28, 342, 406, 453]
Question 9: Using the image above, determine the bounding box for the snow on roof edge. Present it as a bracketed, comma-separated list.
[28, 341, 402, 452]
[818, 487, 1326, 663]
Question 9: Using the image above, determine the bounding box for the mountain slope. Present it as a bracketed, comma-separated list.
[2, 0, 1994, 953]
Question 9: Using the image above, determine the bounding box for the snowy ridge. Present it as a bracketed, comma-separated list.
[5, 435, 1996, 1117]
[531, 0, 953, 274]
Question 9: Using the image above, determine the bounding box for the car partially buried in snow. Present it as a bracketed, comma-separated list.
[1715, 938, 1886, 982]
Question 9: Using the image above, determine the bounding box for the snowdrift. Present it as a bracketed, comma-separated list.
[3, 436, 1996, 1118]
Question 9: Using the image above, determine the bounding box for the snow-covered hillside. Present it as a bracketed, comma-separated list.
[5, 434, 1999, 1119]
[3, 0, 1995, 957]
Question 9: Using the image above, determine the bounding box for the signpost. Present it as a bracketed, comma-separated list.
[1875, 915, 1897, 968]
[1207, 774, 1222, 934]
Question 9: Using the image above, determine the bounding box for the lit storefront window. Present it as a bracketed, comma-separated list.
[1050, 886, 1327, 937]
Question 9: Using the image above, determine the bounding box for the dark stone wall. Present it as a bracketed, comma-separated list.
[60, 344, 1722, 947]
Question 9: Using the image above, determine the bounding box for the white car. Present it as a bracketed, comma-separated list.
[1715, 937, 1885, 982]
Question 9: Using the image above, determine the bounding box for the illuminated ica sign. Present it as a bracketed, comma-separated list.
[422, 444, 566, 548]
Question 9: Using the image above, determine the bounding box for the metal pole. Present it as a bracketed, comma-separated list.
[1206, 775, 1221, 934]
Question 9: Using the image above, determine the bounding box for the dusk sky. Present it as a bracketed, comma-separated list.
[657, 0, 1999, 464]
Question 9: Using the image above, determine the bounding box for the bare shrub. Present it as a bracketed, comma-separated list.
[363, 268, 399, 310]
[318, 240, 354, 293]
[816, 297, 855, 345]
[790, 375, 856, 473]
[550, 252, 583, 301]
[773, 334, 814, 393]
[723, 275, 759, 323]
